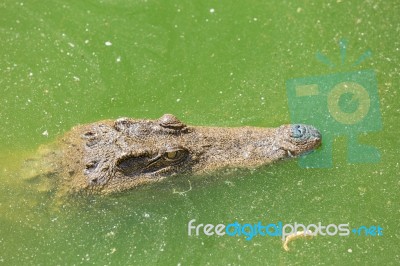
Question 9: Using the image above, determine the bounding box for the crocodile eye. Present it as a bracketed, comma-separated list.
[166, 151, 178, 159]
[162, 148, 188, 162]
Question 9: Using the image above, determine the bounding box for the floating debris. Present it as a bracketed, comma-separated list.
[283, 230, 314, 251]
[173, 180, 192, 195]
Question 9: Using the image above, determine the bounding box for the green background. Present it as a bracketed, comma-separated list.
[1, 0, 399, 265]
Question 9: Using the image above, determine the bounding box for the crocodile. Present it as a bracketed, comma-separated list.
[27, 114, 321, 194]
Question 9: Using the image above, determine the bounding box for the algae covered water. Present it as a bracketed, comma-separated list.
[1, 1, 399, 265]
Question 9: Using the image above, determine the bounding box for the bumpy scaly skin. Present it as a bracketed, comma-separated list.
[54, 114, 321, 194]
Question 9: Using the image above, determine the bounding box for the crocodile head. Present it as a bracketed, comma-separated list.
[61, 114, 321, 193]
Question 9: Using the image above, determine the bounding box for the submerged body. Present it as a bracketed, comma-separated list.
[31, 114, 321, 194]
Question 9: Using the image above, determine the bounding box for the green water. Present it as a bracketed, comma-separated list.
[1, 0, 399, 265]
